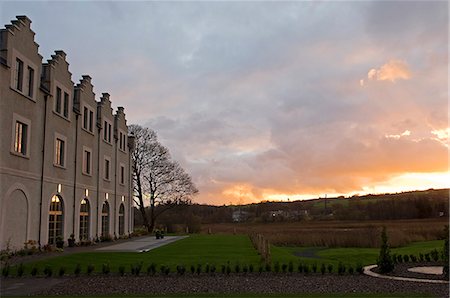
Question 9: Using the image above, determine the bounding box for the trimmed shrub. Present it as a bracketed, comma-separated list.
[2, 264, 10, 277]
[281, 263, 287, 273]
[312, 263, 317, 273]
[176, 265, 186, 275]
[226, 264, 231, 275]
[356, 263, 363, 274]
[74, 263, 81, 276]
[234, 264, 240, 274]
[160, 265, 166, 275]
[147, 263, 156, 275]
[258, 265, 264, 274]
[402, 255, 409, 263]
[338, 262, 346, 275]
[320, 263, 326, 275]
[102, 263, 110, 275]
[377, 227, 394, 273]
[348, 266, 354, 275]
[303, 264, 310, 275]
[119, 265, 125, 276]
[249, 264, 254, 273]
[87, 264, 95, 275]
[30, 266, 38, 276]
[288, 261, 294, 273]
[221, 264, 226, 274]
[425, 253, 431, 262]
[265, 263, 271, 272]
[430, 249, 439, 262]
[397, 254, 403, 263]
[419, 253, 424, 262]
[297, 263, 303, 273]
[327, 264, 333, 274]
[410, 255, 417, 262]
[196, 264, 202, 275]
[205, 264, 210, 274]
[191, 265, 196, 274]
[17, 263, 24, 277]
[243, 264, 248, 274]
[210, 264, 216, 274]
[58, 266, 66, 277]
[44, 265, 53, 277]
[131, 262, 143, 276]
[274, 261, 280, 273]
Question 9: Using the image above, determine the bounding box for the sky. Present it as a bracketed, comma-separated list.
[1, 1, 449, 205]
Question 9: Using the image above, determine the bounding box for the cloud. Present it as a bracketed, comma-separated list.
[367, 60, 412, 82]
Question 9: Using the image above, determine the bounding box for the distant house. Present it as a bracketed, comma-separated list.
[232, 210, 250, 222]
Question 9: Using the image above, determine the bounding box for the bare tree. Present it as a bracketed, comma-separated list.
[130, 124, 198, 232]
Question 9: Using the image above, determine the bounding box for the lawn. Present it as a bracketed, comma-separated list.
[15, 234, 262, 275]
[6, 235, 444, 276]
[272, 240, 445, 269]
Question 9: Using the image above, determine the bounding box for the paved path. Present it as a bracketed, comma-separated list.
[96, 235, 188, 252]
[363, 264, 449, 284]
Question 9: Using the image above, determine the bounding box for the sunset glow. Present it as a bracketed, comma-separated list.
[3, 1, 447, 206]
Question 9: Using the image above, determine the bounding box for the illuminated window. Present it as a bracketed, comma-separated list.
[14, 121, 28, 155]
[55, 137, 65, 167]
[101, 201, 109, 237]
[79, 199, 90, 241]
[48, 195, 64, 245]
[118, 203, 125, 236]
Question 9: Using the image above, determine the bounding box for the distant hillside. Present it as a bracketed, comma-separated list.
[135, 189, 449, 230]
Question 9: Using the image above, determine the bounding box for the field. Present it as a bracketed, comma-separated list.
[7, 234, 444, 276]
[201, 218, 448, 247]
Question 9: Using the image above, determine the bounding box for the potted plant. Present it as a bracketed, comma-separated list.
[68, 233, 75, 247]
[56, 236, 64, 249]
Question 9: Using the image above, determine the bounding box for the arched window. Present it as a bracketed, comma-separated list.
[101, 201, 109, 237]
[79, 199, 90, 240]
[48, 195, 63, 245]
[118, 203, 125, 236]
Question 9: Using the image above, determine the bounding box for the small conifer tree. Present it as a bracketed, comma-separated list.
[377, 227, 394, 273]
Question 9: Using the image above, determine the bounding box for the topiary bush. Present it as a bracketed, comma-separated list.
[327, 264, 333, 274]
[297, 263, 303, 273]
[320, 263, 326, 275]
[87, 264, 95, 275]
[44, 265, 52, 277]
[17, 263, 24, 277]
[30, 266, 38, 276]
[281, 263, 287, 273]
[102, 263, 110, 275]
[274, 262, 280, 273]
[58, 266, 66, 277]
[338, 262, 346, 275]
[191, 265, 196, 274]
[430, 249, 439, 262]
[74, 263, 81, 276]
[288, 261, 293, 273]
[119, 265, 125, 276]
[234, 264, 240, 274]
[402, 255, 409, 263]
[356, 263, 363, 274]
[312, 263, 317, 273]
[377, 227, 394, 273]
[147, 263, 156, 275]
[249, 264, 254, 273]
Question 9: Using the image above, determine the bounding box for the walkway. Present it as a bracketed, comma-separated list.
[96, 235, 188, 252]
[363, 264, 449, 284]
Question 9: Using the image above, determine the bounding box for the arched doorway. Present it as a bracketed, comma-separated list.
[101, 201, 109, 237]
[1, 189, 28, 250]
[118, 203, 125, 236]
[79, 199, 90, 240]
[48, 195, 64, 245]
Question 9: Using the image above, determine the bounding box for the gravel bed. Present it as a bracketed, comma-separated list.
[34, 273, 449, 297]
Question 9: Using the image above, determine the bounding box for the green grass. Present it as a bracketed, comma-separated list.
[6, 235, 444, 276]
[14, 235, 262, 275]
[272, 240, 444, 270]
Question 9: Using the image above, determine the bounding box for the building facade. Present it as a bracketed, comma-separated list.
[0, 16, 134, 250]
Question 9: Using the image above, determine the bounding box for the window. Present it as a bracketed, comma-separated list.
[118, 204, 125, 236]
[82, 106, 94, 133]
[104, 157, 110, 180]
[63, 92, 69, 118]
[48, 195, 64, 245]
[55, 137, 65, 167]
[55, 87, 62, 114]
[15, 58, 24, 91]
[54, 83, 71, 119]
[119, 131, 127, 151]
[103, 120, 112, 143]
[101, 201, 109, 237]
[11, 114, 31, 158]
[79, 199, 90, 241]
[120, 164, 125, 185]
[14, 121, 28, 155]
[83, 148, 92, 175]
[27, 66, 34, 97]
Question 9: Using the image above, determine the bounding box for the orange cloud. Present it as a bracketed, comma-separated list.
[367, 59, 412, 82]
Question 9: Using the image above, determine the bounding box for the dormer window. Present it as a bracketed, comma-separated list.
[53, 82, 71, 120]
[15, 58, 24, 91]
[11, 51, 38, 100]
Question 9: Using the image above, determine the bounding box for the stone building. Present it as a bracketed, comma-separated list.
[0, 16, 134, 250]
